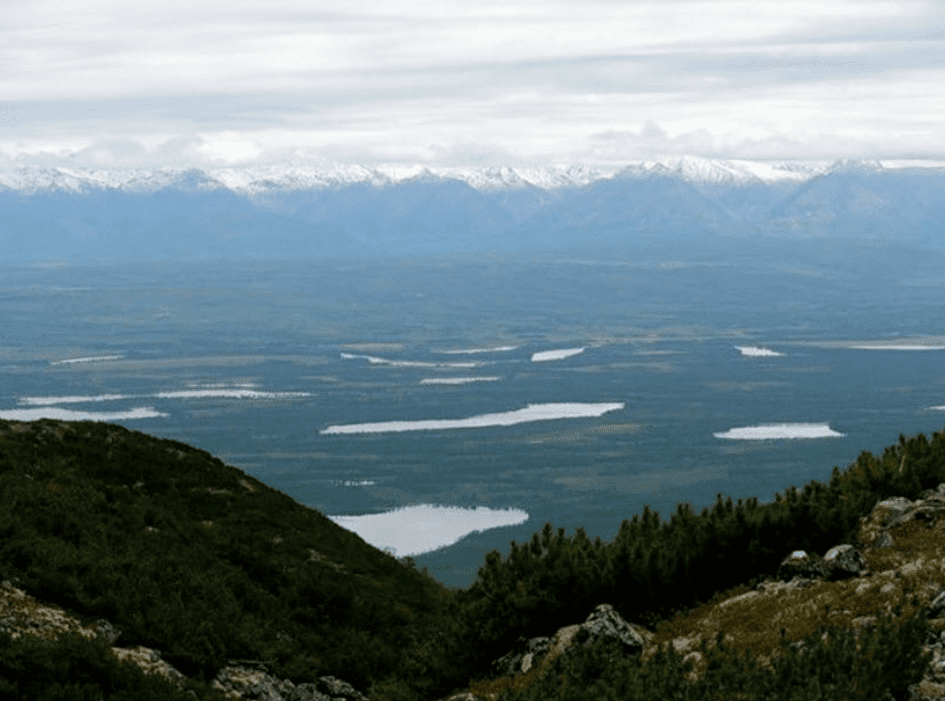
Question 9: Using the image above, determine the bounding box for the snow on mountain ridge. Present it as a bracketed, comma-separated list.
[440, 164, 622, 190]
[0, 158, 918, 194]
[0, 167, 227, 194]
[616, 156, 833, 184]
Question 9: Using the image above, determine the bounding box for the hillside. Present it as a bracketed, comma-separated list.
[3, 418, 945, 700]
[0, 418, 472, 700]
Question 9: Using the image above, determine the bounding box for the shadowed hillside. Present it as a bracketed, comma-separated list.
[0, 418, 473, 700]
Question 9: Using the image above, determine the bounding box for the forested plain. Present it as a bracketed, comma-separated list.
[0, 417, 942, 700]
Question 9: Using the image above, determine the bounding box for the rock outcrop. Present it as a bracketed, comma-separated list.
[488, 603, 652, 683]
[0, 579, 192, 692]
[859, 485, 945, 545]
[822, 544, 869, 580]
[773, 543, 867, 582]
[0, 579, 369, 701]
[210, 666, 369, 701]
[775, 549, 828, 581]
[491, 636, 551, 678]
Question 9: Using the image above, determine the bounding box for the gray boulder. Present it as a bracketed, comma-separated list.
[491, 636, 552, 677]
[90, 618, 122, 645]
[284, 677, 369, 701]
[873, 497, 915, 527]
[308, 676, 369, 701]
[919, 483, 945, 502]
[544, 604, 649, 670]
[863, 492, 945, 532]
[287, 685, 330, 701]
[891, 504, 945, 528]
[490, 604, 650, 679]
[574, 604, 648, 656]
[212, 665, 297, 701]
[823, 544, 868, 581]
[858, 484, 945, 551]
[777, 550, 827, 581]
[211, 666, 367, 701]
[928, 591, 945, 620]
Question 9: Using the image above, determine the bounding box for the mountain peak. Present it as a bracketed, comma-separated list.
[615, 157, 832, 185]
[0, 157, 938, 195]
[827, 158, 885, 173]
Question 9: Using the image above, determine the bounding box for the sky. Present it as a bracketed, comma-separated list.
[1, 0, 943, 170]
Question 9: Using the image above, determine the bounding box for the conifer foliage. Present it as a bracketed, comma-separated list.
[457, 429, 945, 677]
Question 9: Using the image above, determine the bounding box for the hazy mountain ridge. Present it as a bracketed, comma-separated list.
[0, 156, 839, 194]
[1, 157, 943, 263]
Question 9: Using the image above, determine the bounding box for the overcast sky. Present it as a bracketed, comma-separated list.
[1, 0, 943, 169]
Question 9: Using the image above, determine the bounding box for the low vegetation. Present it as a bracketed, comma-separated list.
[1, 418, 944, 700]
[483, 611, 931, 701]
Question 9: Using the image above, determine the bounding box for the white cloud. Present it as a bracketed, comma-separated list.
[1, 0, 943, 166]
[196, 133, 263, 163]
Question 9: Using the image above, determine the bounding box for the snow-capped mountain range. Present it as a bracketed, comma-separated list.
[0, 156, 916, 194]
[1, 155, 943, 265]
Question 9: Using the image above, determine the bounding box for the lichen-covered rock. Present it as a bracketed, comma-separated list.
[777, 550, 828, 581]
[207, 670, 370, 701]
[285, 685, 330, 701]
[896, 505, 945, 529]
[928, 591, 945, 619]
[491, 604, 651, 680]
[212, 665, 297, 701]
[909, 679, 945, 701]
[671, 634, 701, 655]
[874, 497, 915, 526]
[544, 604, 649, 669]
[823, 544, 868, 580]
[682, 651, 703, 684]
[578, 604, 648, 655]
[719, 590, 761, 608]
[491, 636, 551, 677]
[920, 484, 945, 502]
[111, 646, 188, 692]
[307, 676, 369, 701]
[755, 577, 814, 595]
[0, 580, 103, 644]
[90, 618, 122, 645]
[858, 488, 945, 549]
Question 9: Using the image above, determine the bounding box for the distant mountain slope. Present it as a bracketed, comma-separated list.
[503, 169, 735, 257]
[766, 163, 945, 245]
[0, 158, 942, 263]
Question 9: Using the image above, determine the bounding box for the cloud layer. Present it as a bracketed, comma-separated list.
[2, 0, 943, 167]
